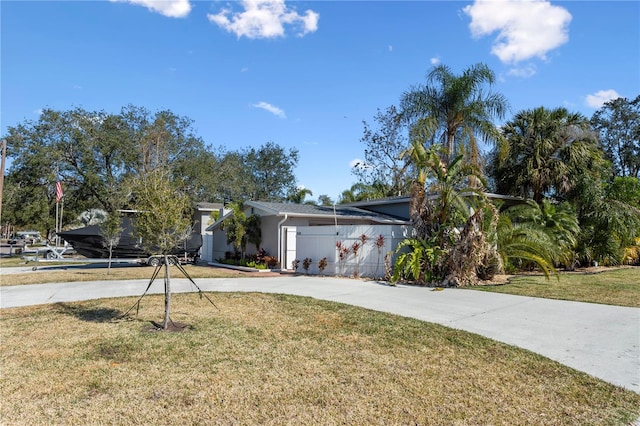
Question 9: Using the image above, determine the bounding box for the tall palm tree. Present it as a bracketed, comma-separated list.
[491, 107, 603, 204]
[401, 63, 508, 165]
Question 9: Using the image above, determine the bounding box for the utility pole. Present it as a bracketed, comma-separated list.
[0, 139, 6, 224]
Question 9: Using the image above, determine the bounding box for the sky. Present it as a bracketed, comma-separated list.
[2, 0, 639, 202]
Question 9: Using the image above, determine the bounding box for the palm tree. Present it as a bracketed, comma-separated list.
[491, 107, 603, 204]
[502, 200, 579, 269]
[395, 142, 498, 285]
[287, 187, 313, 204]
[337, 182, 390, 204]
[401, 63, 508, 166]
[496, 211, 556, 278]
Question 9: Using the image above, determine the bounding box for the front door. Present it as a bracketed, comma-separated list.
[282, 226, 297, 270]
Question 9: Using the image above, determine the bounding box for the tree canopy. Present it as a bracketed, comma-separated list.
[490, 106, 604, 204]
[591, 96, 640, 178]
[353, 105, 412, 197]
[2, 106, 300, 233]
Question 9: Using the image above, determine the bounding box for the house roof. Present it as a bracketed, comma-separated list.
[246, 201, 409, 223]
[195, 202, 223, 211]
[205, 201, 409, 232]
[344, 192, 524, 208]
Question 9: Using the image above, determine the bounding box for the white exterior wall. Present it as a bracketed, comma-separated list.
[294, 224, 412, 278]
[208, 229, 233, 262]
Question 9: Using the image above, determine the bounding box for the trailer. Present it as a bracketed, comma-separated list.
[57, 217, 202, 267]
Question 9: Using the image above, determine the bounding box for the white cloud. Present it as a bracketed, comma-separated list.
[388, 45, 393, 52]
[208, 0, 319, 39]
[585, 89, 621, 108]
[430, 57, 441, 66]
[252, 101, 286, 118]
[110, 0, 192, 18]
[507, 64, 537, 78]
[463, 0, 571, 64]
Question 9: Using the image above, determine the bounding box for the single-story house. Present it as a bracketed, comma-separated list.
[204, 200, 411, 276]
[203, 194, 523, 277]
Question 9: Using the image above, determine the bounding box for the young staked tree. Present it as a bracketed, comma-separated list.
[130, 116, 194, 330]
[132, 167, 192, 330]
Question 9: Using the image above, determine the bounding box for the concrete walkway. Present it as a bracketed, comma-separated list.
[1, 275, 638, 394]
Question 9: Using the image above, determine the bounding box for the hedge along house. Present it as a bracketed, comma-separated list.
[204, 200, 411, 277]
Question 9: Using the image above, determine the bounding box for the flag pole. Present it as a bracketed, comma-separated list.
[55, 180, 64, 247]
[55, 199, 59, 246]
[59, 197, 64, 247]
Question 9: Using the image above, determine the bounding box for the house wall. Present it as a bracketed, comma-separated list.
[208, 229, 231, 262]
[293, 224, 412, 278]
[260, 216, 311, 266]
[205, 214, 311, 263]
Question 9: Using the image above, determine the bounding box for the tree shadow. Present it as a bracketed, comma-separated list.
[53, 302, 123, 323]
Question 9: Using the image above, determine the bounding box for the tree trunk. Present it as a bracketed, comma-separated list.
[162, 254, 171, 330]
[107, 243, 113, 275]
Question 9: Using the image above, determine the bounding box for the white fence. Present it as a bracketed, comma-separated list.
[293, 224, 412, 278]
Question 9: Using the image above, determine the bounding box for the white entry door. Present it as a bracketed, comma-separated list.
[282, 226, 297, 270]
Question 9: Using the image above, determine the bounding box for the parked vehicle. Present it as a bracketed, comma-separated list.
[58, 217, 202, 265]
[9, 231, 42, 245]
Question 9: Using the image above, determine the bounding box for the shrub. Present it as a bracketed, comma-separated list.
[302, 257, 312, 274]
[318, 257, 328, 275]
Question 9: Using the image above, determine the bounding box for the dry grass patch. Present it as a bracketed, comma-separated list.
[0, 263, 265, 286]
[1, 293, 638, 425]
[473, 267, 640, 307]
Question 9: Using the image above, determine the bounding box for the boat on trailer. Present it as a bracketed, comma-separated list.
[57, 216, 202, 266]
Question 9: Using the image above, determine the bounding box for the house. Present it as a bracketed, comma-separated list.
[203, 194, 523, 276]
[204, 200, 411, 276]
[194, 202, 224, 260]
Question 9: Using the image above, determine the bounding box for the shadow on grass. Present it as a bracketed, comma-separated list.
[54, 302, 123, 323]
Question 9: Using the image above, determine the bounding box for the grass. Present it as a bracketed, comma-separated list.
[0, 259, 269, 286]
[1, 292, 638, 425]
[473, 267, 640, 308]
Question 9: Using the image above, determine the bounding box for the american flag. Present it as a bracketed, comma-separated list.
[55, 181, 64, 203]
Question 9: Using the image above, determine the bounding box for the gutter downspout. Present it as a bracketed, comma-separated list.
[277, 214, 288, 269]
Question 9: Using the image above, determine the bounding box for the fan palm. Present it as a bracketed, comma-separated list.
[492, 107, 603, 204]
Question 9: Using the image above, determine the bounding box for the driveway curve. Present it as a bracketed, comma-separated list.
[1, 275, 638, 394]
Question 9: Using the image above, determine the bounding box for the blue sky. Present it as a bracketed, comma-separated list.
[2, 0, 639, 202]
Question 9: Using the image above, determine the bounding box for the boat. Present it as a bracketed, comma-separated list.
[57, 216, 202, 265]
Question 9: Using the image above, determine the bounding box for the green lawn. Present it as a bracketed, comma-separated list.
[473, 267, 640, 307]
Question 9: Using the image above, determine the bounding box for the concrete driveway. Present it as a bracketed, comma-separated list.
[1, 274, 638, 394]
